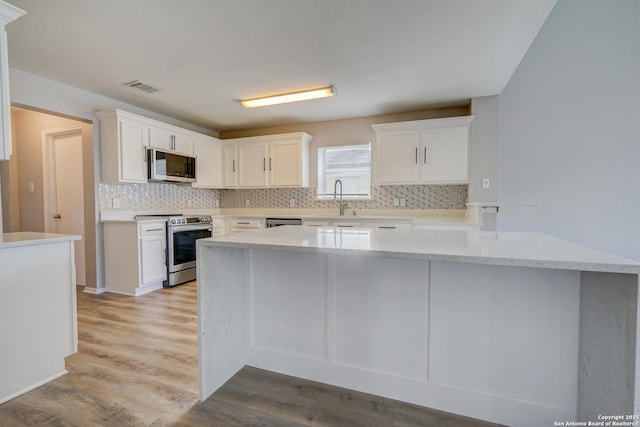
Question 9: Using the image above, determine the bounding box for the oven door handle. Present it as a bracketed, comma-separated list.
[169, 225, 213, 233]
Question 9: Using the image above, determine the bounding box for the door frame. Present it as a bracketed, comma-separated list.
[42, 125, 84, 233]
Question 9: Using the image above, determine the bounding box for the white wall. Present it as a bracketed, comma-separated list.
[498, 0, 640, 261]
[468, 96, 499, 203]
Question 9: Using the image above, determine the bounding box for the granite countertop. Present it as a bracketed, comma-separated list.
[199, 226, 640, 274]
[99, 208, 479, 226]
[0, 232, 81, 249]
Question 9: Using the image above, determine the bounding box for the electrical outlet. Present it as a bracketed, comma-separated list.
[28, 182, 35, 193]
[112, 198, 120, 208]
[187, 199, 193, 207]
[482, 178, 490, 189]
[245, 199, 250, 207]
[289, 198, 296, 207]
[400, 198, 406, 207]
[393, 198, 400, 207]
[214, 199, 220, 208]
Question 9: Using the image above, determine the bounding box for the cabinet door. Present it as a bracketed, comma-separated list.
[421, 126, 469, 183]
[223, 143, 238, 187]
[139, 234, 166, 285]
[376, 131, 420, 184]
[269, 139, 301, 186]
[119, 119, 148, 183]
[172, 130, 194, 155]
[238, 142, 267, 187]
[193, 137, 222, 188]
[148, 125, 194, 155]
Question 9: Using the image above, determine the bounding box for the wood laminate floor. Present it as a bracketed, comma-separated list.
[0, 281, 501, 427]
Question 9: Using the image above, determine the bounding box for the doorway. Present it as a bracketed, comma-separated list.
[0, 107, 95, 288]
[42, 127, 86, 285]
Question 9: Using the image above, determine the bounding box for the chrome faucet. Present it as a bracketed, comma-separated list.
[334, 179, 346, 216]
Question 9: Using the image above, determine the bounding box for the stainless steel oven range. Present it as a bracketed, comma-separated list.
[166, 215, 213, 287]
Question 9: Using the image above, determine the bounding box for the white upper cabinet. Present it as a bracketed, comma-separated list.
[192, 135, 222, 188]
[421, 126, 470, 183]
[375, 130, 421, 184]
[0, 1, 25, 160]
[222, 142, 238, 188]
[238, 141, 268, 187]
[269, 136, 308, 187]
[97, 110, 149, 183]
[98, 109, 217, 184]
[227, 132, 312, 188]
[373, 116, 474, 185]
[148, 125, 194, 156]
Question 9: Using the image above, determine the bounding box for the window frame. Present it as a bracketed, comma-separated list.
[317, 143, 372, 201]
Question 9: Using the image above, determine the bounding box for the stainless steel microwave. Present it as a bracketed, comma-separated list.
[147, 148, 196, 183]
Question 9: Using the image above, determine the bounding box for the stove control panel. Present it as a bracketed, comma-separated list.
[169, 215, 213, 225]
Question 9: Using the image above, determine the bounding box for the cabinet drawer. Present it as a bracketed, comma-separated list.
[228, 218, 263, 231]
[138, 222, 167, 236]
[362, 222, 413, 230]
[303, 220, 331, 227]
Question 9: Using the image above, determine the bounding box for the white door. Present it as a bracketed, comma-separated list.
[45, 129, 86, 285]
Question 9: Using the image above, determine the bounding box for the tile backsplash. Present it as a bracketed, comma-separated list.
[221, 185, 467, 210]
[99, 183, 467, 212]
[99, 183, 220, 212]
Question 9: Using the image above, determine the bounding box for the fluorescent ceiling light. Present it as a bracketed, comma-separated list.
[240, 86, 336, 108]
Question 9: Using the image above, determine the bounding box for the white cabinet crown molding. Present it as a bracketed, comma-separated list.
[371, 115, 475, 132]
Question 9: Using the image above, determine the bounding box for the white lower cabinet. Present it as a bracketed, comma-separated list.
[227, 218, 264, 234]
[104, 221, 167, 296]
[139, 227, 167, 285]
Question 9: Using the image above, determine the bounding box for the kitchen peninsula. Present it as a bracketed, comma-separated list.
[197, 226, 640, 427]
[0, 232, 80, 404]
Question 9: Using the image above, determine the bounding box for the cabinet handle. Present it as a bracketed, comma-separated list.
[146, 228, 164, 232]
[263, 158, 266, 171]
[232, 159, 236, 172]
[269, 158, 272, 171]
[143, 145, 147, 162]
[424, 147, 427, 164]
[237, 222, 250, 225]
[415, 147, 418, 164]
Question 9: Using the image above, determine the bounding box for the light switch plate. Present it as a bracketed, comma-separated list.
[112, 198, 120, 208]
[482, 178, 490, 189]
[289, 198, 296, 207]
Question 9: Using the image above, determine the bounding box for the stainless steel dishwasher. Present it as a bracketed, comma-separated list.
[265, 218, 302, 228]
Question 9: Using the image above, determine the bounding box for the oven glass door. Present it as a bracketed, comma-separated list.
[170, 227, 212, 272]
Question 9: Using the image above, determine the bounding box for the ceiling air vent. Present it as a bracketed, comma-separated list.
[123, 80, 160, 93]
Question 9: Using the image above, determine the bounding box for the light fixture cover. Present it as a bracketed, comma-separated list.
[240, 86, 336, 108]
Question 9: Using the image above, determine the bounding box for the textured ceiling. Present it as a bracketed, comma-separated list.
[6, 0, 556, 130]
